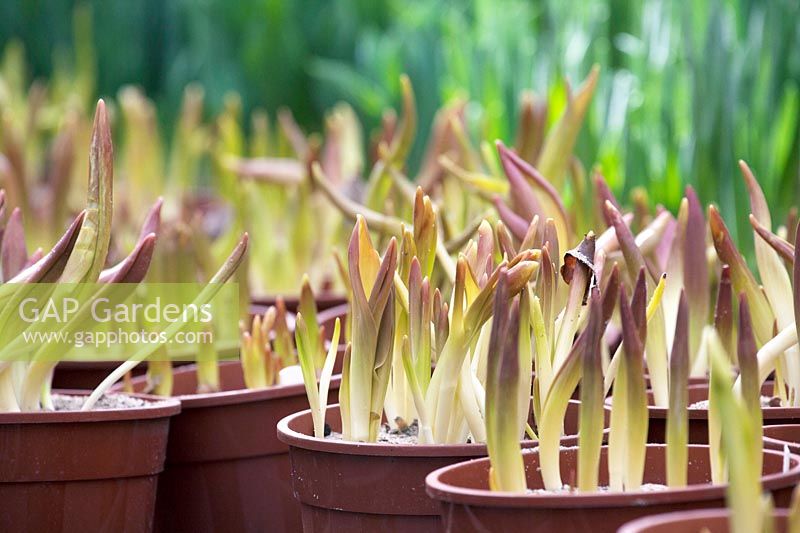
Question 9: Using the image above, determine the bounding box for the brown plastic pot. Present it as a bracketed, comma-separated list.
[55, 303, 349, 391]
[570, 375, 706, 402]
[0, 391, 180, 532]
[126, 361, 341, 533]
[640, 385, 718, 444]
[425, 444, 800, 533]
[613, 382, 799, 444]
[278, 401, 590, 532]
[644, 375, 709, 389]
[654, 383, 800, 443]
[617, 508, 790, 533]
[763, 424, 800, 454]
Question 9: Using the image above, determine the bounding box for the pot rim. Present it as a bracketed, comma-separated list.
[763, 424, 800, 448]
[616, 508, 789, 532]
[616, 383, 800, 420]
[277, 401, 587, 457]
[0, 390, 181, 424]
[164, 361, 342, 409]
[317, 303, 349, 324]
[249, 292, 349, 309]
[424, 444, 800, 508]
[604, 386, 712, 419]
[278, 403, 501, 457]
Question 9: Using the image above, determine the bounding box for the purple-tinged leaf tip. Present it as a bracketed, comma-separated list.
[497, 140, 571, 244]
[9, 210, 86, 283]
[605, 200, 645, 276]
[138, 197, 164, 242]
[594, 171, 620, 227]
[496, 140, 542, 222]
[99, 233, 157, 283]
[709, 205, 773, 345]
[750, 214, 794, 264]
[493, 196, 530, 241]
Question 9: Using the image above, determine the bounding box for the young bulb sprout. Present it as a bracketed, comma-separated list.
[297, 186, 539, 444]
[479, 149, 800, 498]
[242, 276, 332, 392]
[7, 58, 799, 522]
[0, 101, 246, 412]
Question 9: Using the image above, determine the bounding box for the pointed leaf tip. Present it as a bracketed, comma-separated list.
[100, 233, 157, 283]
[138, 198, 164, 241]
[750, 214, 795, 264]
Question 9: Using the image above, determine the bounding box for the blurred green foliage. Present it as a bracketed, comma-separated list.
[1, 0, 799, 252]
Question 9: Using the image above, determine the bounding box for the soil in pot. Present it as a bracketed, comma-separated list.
[609, 382, 799, 444]
[0, 391, 180, 533]
[126, 361, 341, 533]
[277, 401, 591, 533]
[617, 508, 790, 533]
[425, 444, 800, 533]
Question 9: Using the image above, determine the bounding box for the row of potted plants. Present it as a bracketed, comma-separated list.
[4, 64, 800, 533]
[0, 65, 598, 532]
[117, 67, 608, 530]
[0, 100, 250, 532]
[0, 97, 351, 532]
[270, 68, 800, 531]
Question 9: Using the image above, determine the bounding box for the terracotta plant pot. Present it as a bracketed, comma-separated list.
[57, 298, 348, 391]
[629, 383, 798, 444]
[52, 358, 228, 391]
[57, 302, 349, 392]
[126, 361, 341, 533]
[0, 391, 180, 532]
[618, 508, 790, 533]
[763, 424, 800, 454]
[278, 401, 589, 532]
[425, 444, 800, 533]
